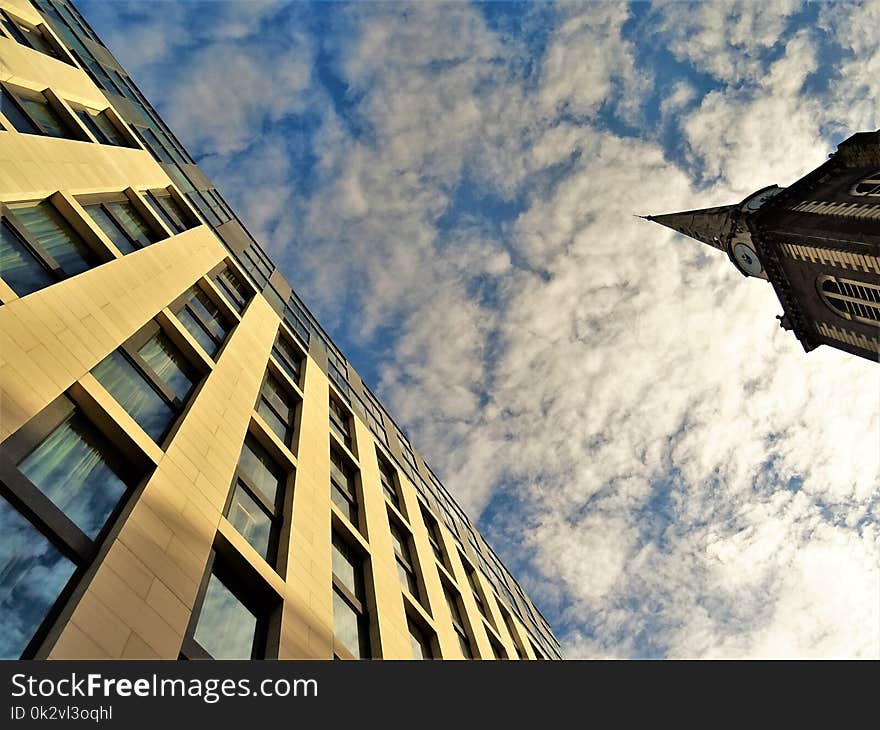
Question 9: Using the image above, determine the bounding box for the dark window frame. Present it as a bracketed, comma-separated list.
[79, 192, 164, 253]
[0, 199, 106, 293]
[271, 331, 304, 387]
[143, 188, 197, 234]
[0, 393, 151, 658]
[330, 447, 360, 531]
[388, 513, 422, 603]
[330, 531, 371, 660]
[0, 82, 83, 140]
[209, 262, 253, 316]
[223, 432, 290, 567]
[169, 282, 234, 360]
[329, 395, 353, 451]
[92, 318, 205, 447]
[179, 550, 274, 660]
[255, 369, 299, 448]
[0, 9, 69, 63]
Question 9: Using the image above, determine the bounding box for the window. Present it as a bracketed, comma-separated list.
[172, 284, 233, 358]
[377, 453, 400, 509]
[0, 84, 80, 139]
[82, 196, 161, 254]
[211, 265, 252, 315]
[0, 11, 66, 62]
[332, 533, 370, 659]
[91, 322, 200, 444]
[488, 633, 508, 660]
[819, 276, 880, 325]
[143, 191, 195, 234]
[71, 107, 128, 146]
[183, 555, 269, 659]
[272, 333, 303, 385]
[329, 397, 352, 450]
[330, 448, 359, 529]
[1, 200, 102, 297]
[464, 563, 492, 626]
[397, 431, 419, 478]
[0, 395, 149, 658]
[443, 584, 474, 659]
[256, 371, 297, 446]
[389, 516, 422, 602]
[852, 172, 880, 196]
[419, 502, 447, 567]
[224, 435, 288, 564]
[407, 617, 434, 660]
[501, 610, 527, 660]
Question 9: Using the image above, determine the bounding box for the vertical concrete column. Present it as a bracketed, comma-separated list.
[278, 353, 333, 658]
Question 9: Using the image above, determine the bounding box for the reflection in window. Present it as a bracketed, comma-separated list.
[192, 571, 258, 659]
[84, 199, 159, 254]
[73, 108, 127, 146]
[0, 495, 76, 659]
[0, 220, 54, 296]
[330, 449, 359, 528]
[91, 328, 196, 443]
[174, 285, 232, 358]
[331, 534, 369, 659]
[12, 202, 97, 277]
[256, 373, 296, 445]
[18, 412, 129, 539]
[144, 191, 193, 234]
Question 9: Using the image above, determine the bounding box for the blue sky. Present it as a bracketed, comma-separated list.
[78, 0, 879, 658]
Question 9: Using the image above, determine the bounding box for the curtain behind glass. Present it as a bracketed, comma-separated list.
[14, 203, 94, 276]
[18, 413, 128, 539]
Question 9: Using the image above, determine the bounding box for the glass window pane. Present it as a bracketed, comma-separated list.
[257, 399, 288, 443]
[0, 221, 54, 295]
[92, 350, 174, 442]
[331, 539, 359, 598]
[13, 202, 95, 276]
[19, 24, 59, 59]
[0, 88, 39, 134]
[192, 573, 257, 659]
[409, 621, 431, 660]
[90, 112, 126, 146]
[238, 437, 283, 506]
[105, 201, 157, 248]
[273, 338, 301, 382]
[214, 267, 248, 312]
[333, 590, 365, 659]
[83, 204, 135, 254]
[136, 330, 195, 401]
[263, 376, 293, 422]
[0, 14, 28, 44]
[15, 90, 70, 138]
[331, 483, 357, 525]
[145, 193, 185, 233]
[457, 630, 473, 659]
[397, 561, 418, 596]
[226, 483, 272, 559]
[18, 412, 129, 539]
[175, 307, 217, 356]
[73, 108, 107, 144]
[0, 496, 76, 659]
[187, 288, 227, 340]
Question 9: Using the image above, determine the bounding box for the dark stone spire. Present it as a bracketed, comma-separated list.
[644, 204, 739, 250]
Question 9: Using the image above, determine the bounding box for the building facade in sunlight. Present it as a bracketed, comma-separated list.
[649, 130, 880, 362]
[0, 0, 561, 660]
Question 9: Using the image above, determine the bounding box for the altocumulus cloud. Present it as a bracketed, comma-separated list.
[80, 0, 879, 658]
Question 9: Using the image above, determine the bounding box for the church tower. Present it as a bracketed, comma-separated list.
[648, 130, 880, 363]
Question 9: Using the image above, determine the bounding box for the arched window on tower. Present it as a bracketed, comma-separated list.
[851, 172, 880, 196]
[818, 276, 880, 326]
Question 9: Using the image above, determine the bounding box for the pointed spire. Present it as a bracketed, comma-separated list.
[645, 204, 738, 250]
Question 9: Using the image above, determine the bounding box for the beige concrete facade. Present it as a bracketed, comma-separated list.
[0, 0, 558, 660]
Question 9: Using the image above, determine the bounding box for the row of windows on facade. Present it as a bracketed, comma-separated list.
[325, 393, 538, 660]
[0, 188, 206, 302]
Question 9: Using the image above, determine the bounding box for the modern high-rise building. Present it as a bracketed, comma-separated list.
[0, 0, 561, 660]
[649, 130, 880, 362]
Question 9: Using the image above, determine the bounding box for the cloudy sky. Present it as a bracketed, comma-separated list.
[78, 0, 879, 658]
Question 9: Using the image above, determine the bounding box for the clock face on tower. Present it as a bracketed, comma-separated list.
[732, 242, 763, 276]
